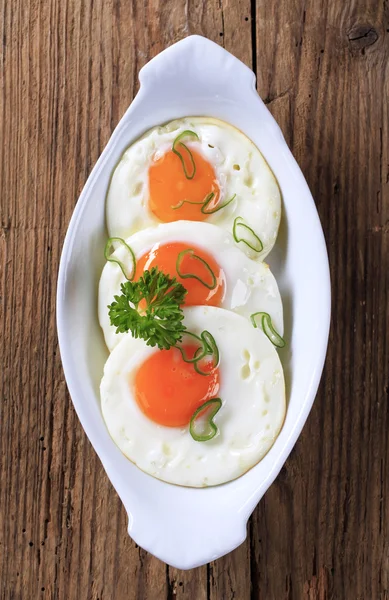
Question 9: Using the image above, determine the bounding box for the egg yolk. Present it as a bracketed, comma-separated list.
[148, 149, 220, 222]
[134, 345, 220, 427]
[135, 242, 225, 307]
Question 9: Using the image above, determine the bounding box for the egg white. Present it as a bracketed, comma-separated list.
[100, 306, 285, 487]
[106, 117, 281, 260]
[99, 221, 283, 352]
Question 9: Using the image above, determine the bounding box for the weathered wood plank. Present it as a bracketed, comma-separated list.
[0, 1, 251, 599]
[252, 0, 389, 598]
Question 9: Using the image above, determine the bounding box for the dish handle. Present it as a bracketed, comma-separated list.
[105, 456, 253, 569]
[125, 496, 249, 569]
[138, 35, 257, 100]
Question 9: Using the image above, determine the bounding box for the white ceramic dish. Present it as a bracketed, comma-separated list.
[56, 35, 331, 569]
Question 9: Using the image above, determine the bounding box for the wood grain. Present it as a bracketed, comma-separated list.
[0, 0, 388, 598]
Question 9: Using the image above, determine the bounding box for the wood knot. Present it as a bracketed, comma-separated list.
[347, 25, 378, 53]
[1, 217, 11, 234]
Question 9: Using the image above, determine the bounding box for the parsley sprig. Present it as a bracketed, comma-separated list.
[108, 267, 187, 350]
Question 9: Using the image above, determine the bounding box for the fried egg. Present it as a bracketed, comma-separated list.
[99, 221, 283, 352]
[106, 117, 281, 260]
[100, 306, 286, 487]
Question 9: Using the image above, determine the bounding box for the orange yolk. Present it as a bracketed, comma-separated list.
[135, 242, 225, 307]
[134, 345, 220, 427]
[148, 148, 220, 222]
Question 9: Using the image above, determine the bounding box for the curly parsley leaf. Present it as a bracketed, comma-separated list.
[108, 267, 188, 350]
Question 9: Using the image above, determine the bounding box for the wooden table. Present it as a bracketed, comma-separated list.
[1, 1, 388, 598]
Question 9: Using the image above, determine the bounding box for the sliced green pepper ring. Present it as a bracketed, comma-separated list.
[233, 216, 263, 253]
[250, 311, 285, 348]
[171, 192, 236, 215]
[172, 130, 199, 179]
[189, 398, 222, 442]
[171, 198, 204, 210]
[201, 192, 237, 214]
[177, 332, 208, 364]
[177, 330, 219, 375]
[104, 237, 136, 280]
[176, 248, 217, 290]
[201, 330, 220, 366]
[193, 330, 219, 375]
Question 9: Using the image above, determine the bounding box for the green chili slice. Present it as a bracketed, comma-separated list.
[201, 193, 237, 214]
[104, 237, 136, 280]
[176, 249, 217, 290]
[172, 130, 199, 179]
[189, 398, 222, 442]
[193, 330, 219, 375]
[201, 330, 219, 366]
[233, 216, 263, 253]
[177, 330, 219, 375]
[250, 312, 285, 348]
[177, 332, 208, 363]
[171, 199, 204, 210]
[171, 192, 237, 215]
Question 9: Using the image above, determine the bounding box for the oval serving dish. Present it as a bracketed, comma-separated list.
[56, 35, 331, 569]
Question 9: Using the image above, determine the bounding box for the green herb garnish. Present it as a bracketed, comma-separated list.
[189, 398, 222, 442]
[176, 248, 217, 290]
[104, 237, 136, 280]
[233, 217, 263, 253]
[172, 130, 199, 179]
[250, 312, 285, 348]
[108, 267, 187, 350]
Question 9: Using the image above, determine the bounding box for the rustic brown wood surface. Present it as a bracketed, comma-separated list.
[0, 0, 388, 598]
